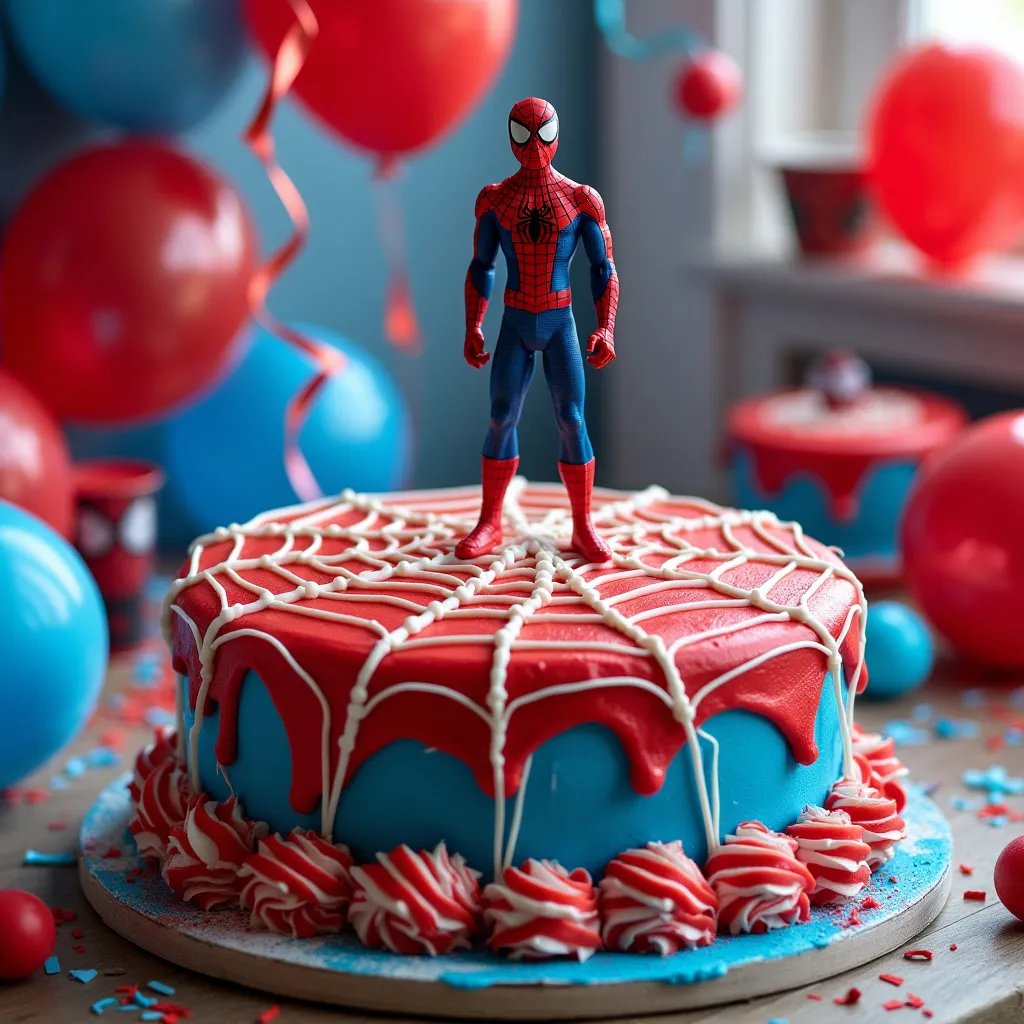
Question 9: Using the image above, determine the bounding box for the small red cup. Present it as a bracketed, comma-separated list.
[73, 459, 164, 654]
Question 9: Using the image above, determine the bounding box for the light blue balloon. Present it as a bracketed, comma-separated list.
[6, 0, 246, 132]
[164, 323, 412, 533]
[0, 500, 108, 789]
[864, 600, 935, 700]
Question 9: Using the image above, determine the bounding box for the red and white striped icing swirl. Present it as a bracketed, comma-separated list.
[483, 858, 602, 961]
[129, 756, 191, 862]
[852, 722, 908, 812]
[825, 777, 906, 870]
[240, 829, 355, 938]
[128, 725, 178, 804]
[786, 805, 872, 905]
[349, 842, 481, 956]
[598, 841, 718, 954]
[162, 795, 268, 910]
[705, 820, 815, 935]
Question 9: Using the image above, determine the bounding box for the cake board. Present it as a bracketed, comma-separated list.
[80, 776, 951, 1021]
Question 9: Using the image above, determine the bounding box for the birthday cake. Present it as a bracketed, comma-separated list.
[128, 479, 911, 959]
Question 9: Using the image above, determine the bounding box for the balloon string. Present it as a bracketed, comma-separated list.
[593, 0, 704, 60]
[243, 0, 344, 502]
[373, 163, 423, 353]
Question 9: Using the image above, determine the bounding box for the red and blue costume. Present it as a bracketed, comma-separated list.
[458, 97, 619, 563]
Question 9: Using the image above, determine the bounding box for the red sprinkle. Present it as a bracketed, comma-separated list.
[884, 999, 905, 1011]
[958, 863, 974, 876]
[861, 895, 881, 910]
[71, 928, 84, 939]
[907, 994, 925, 1009]
[256, 1008, 281, 1024]
[963, 890, 987, 902]
[834, 987, 862, 1006]
[904, 949, 934, 961]
[72, 944, 85, 953]
[923, 1011, 934, 1019]
[880, 973, 904, 986]
[47, 820, 69, 831]
[807, 993, 824, 1001]
[949, 943, 958, 951]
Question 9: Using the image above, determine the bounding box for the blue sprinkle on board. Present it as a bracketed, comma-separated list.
[24, 849, 76, 866]
[71, 968, 99, 984]
[141, 1013, 165, 1022]
[91, 996, 118, 1015]
[133, 991, 157, 1008]
[147, 980, 175, 996]
[44, 956, 61, 976]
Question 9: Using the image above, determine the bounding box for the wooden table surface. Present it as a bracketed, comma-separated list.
[3, 653, 1023, 1024]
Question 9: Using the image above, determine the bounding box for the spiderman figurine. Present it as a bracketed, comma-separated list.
[457, 97, 619, 563]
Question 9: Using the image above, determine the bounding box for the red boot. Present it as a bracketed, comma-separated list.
[558, 459, 611, 563]
[455, 456, 519, 559]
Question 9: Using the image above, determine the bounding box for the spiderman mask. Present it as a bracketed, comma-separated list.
[508, 97, 559, 170]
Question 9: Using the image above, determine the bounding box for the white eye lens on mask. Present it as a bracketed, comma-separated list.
[538, 116, 558, 143]
[509, 119, 531, 145]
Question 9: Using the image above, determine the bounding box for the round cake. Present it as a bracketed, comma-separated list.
[727, 385, 965, 579]
[160, 480, 872, 890]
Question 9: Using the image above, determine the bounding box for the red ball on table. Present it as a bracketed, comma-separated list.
[0, 889, 56, 980]
[995, 836, 1024, 923]
[901, 411, 1024, 670]
[674, 50, 742, 120]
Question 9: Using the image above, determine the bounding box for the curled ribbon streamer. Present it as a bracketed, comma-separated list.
[373, 163, 423, 353]
[593, 0, 703, 61]
[243, 0, 346, 502]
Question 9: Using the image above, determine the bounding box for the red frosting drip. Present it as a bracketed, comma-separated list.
[169, 486, 867, 815]
[728, 389, 965, 521]
[349, 843, 481, 955]
[240, 829, 354, 938]
[599, 841, 718, 954]
[484, 859, 601, 960]
[162, 795, 267, 910]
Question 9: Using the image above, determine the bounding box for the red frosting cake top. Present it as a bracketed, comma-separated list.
[165, 482, 866, 841]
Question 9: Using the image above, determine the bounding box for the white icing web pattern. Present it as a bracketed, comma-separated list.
[163, 480, 867, 878]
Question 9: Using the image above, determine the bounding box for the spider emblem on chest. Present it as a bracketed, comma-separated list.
[515, 196, 557, 243]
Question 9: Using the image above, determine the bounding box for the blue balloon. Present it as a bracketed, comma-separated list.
[0, 501, 108, 789]
[864, 600, 935, 700]
[164, 323, 412, 532]
[6, 0, 246, 132]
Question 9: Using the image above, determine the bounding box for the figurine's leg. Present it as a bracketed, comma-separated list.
[543, 313, 610, 564]
[456, 317, 533, 560]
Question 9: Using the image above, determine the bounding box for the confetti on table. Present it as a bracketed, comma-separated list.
[147, 980, 175, 996]
[24, 849, 76, 866]
[880, 973, 904, 986]
[934, 717, 980, 740]
[71, 968, 99, 984]
[91, 996, 118, 1015]
[949, 943, 958, 951]
[907, 994, 925, 1009]
[903, 949, 934, 962]
[950, 796, 978, 811]
[962, 765, 1024, 802]
[963, 890, 987, 901]
[958, 863, 974, 875]
[256, 1007, 281, 1024]
[912, 703, 933, 722]
[806, 993, 823, 1001]
[64, 756, 86, 778]
[883, 999, 905, 1011]
[44, 956, 61, 975]
[834, 987, 861, 1005]
[884, 721, 930, 746]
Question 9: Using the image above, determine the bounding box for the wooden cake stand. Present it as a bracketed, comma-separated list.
[80, 778, 951, 1021]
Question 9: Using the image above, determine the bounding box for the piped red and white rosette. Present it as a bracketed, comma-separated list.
[598, 841, 717, 954]
[483, 859, 602, 961]
[162, 795, 268, 910]
[826, 777, 906, 870]
[240, 829, 355, 938]
[786, 805, 872, 905]
[128, 725, 178, 804]
[129, 756, 191, 862]
[705, 821, 815, 935]
[349, 843, 481, 955]
[852, 722, 908, 812]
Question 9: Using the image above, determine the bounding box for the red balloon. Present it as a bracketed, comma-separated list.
[0, 370, 73, 536]
[245, 0, 517, 161]
[0, 889, 56, 980]
[674, 50, 742, 120]
[1, 141, 257, 424]
[995, 835, 1024, 922]
[902, 412, 1024, 669]
[868, 44, 1024, 268]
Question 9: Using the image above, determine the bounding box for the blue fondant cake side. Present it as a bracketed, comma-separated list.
[181, 668, 846, 878]
[730, 448, 919, 562]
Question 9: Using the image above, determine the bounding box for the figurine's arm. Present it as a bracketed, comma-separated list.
[464, 186, 500, 369]
[578, 185, 619, 370]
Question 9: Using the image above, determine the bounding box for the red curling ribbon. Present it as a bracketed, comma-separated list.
[373, 161, 423, 353]
[242, 0, 346, 502]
